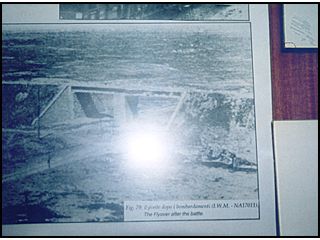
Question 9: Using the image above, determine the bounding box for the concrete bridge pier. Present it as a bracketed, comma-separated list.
[113, 94, 139, 126]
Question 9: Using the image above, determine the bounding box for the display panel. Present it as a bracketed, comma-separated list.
[2, 4, 276, 236]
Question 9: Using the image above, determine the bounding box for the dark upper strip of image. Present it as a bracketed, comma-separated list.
[59, 4, 248, 21]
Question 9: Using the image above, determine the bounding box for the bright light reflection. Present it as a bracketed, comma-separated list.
[121, 123, 171, 170]
[127, 132, 165, 164]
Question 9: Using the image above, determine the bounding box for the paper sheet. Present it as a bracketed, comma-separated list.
[273, 120, 318, 236]
[2, 4, 276, 236]
[283, 4, 318, 48]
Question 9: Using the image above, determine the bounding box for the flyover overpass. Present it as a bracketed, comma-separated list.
[2, 80, 187, 130]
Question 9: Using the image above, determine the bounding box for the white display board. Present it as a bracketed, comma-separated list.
[273, 120, 318, 236]
[2, 4, 276, 236]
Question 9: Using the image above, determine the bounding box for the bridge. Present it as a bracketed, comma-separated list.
[2, 80, 191, 183]
[2, 80, 188, 130]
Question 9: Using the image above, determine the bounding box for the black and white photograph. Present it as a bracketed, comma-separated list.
[59, 4, 249, 21]
[2, 4, 259, 225]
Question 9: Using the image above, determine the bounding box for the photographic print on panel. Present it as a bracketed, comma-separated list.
[2, 4, 258, 224]
[59, 4, 249, 21]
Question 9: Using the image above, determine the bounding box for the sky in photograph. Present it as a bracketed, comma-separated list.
[2, 4, 60, 23]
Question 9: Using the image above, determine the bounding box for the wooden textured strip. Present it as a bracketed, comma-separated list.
[269, 4, 318, 120]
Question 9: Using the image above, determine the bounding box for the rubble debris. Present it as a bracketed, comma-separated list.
[15, 92, 29, 103]
[201, 148, 257, 172]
